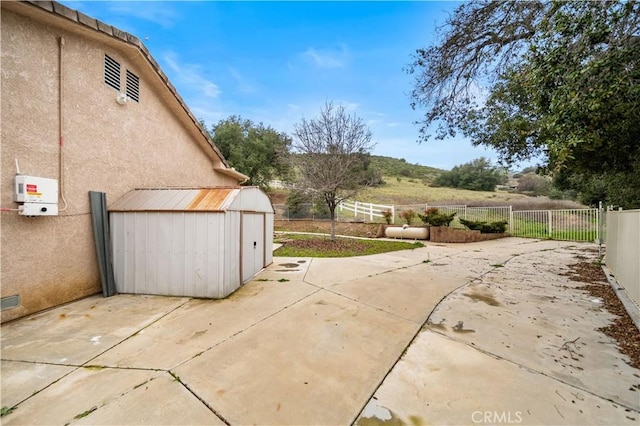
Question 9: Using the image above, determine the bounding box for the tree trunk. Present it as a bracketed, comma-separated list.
[329, 207, 336, 241]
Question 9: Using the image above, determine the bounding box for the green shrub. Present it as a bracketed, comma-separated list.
[286, 190, 311, 219]
[433, 157, 507, 191]
[417, 207, 456, 227]
[548, 187, 578, 200]
[459, 218, 508, 233]
[310, 201, 330, 219]
[517, 174, 551, 196]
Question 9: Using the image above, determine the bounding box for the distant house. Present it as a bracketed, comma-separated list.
[0, 1, 263, 322]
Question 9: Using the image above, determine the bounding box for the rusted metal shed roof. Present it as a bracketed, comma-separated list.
[109, 187, 274, 213]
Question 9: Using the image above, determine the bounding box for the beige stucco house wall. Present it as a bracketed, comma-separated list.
[1, 1, 247, 322]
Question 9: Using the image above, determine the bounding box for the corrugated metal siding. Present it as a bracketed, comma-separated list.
[111, 213, 125, 293]
[111, 212, 235, 298]
[223, 211, 241, 295]
[228, 187, 275, 213]
[110, 188, 235, 212]
[265, 213, 274, 266]
[209, 212, 227, 298]
[109, 187, 274, 213]
[187, 188, 235, 211]
[109, 187, 274, 299]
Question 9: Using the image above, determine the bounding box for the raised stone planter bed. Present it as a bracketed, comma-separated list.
[429, 226, 509, 243]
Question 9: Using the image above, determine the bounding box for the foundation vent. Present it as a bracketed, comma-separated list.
[1, 295, 20, 311]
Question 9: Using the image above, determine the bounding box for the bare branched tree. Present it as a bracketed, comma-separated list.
[291, 102, 375, 241]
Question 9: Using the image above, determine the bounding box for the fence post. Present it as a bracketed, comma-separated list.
[354, 201, 358, 219]
[509, 206, 513, 234]
[369, 203, 373, 222]
[392, 205, 395, 224]
[548, 210, 553, 238]
[597, 202, 603, 249]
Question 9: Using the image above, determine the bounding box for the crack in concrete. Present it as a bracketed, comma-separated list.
[169, 371, 232, 425]
[1, 299, 192, 411]
[351, 243, 639, 424]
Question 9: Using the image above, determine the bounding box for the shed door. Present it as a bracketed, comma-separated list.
[242, 213, 265, 282]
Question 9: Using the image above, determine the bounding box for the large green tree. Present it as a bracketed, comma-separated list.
[408, 0, 640, 207]
[208, 116, 292, 190]
[433, 157, 507, 191]
[291, 102, 376, 241]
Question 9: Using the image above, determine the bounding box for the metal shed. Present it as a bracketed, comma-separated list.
[109, 187, 274, 298]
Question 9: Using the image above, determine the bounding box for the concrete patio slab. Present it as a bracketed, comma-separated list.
[253, 257, 312, 281]
[91, 279, 317, 370]
[0, 361, 75, 408]
[303, 248, 428, 287]
[1, 294, 188, 365]
[356, 331, 637, 426]
[73, 372, 225, 425]
[426, 245, 640, 411]
[173, 289, 418, 425]
[328, 265, 466, 323]
[1, 238, 638, 425]
[1, 366, 161, 425]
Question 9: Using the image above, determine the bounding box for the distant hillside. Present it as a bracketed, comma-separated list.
[369, 155, 444, 181]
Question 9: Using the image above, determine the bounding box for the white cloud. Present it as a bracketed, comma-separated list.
[227, 67, 255, 94]
[334, 100, 360, 112]
[190, 106, 225, 126]
[163, 52, 221, 98]
[300, 44, 349, 69]
[107, 2, 179, 29]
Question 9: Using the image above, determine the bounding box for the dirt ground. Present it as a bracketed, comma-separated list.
[275, 220, 382, 238]
[563, 260, 640, 370]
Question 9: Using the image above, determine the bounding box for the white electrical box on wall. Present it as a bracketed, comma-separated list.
[14, 175, 59, 216]
[14, 175, 58, 203]
[19, 202, 59, 216]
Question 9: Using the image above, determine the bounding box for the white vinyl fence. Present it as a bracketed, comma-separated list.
[338, 200, 394, 223]
[605, 209, 640, 307]
[275, 200, 602, 242]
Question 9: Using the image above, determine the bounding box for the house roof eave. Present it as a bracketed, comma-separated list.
[214, 168, 250, 184]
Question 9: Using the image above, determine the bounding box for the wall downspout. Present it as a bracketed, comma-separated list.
[58, 36, 68, 212]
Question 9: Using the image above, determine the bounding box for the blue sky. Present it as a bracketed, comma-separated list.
[61, 1, 524, 171]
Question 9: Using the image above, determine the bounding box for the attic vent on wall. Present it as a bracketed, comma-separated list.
[126, 70, 140, 102]
[104, 54, 121, 91]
